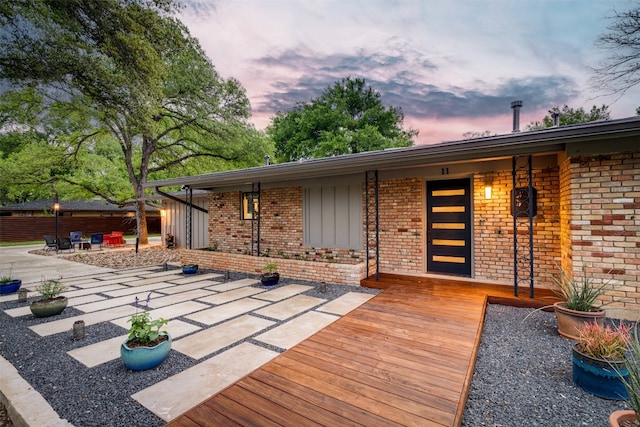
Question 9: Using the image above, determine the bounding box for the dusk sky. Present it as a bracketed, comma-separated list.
[180, 0, 640, 145]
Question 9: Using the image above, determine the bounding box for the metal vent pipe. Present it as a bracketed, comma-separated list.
[511, 100, 523, 133]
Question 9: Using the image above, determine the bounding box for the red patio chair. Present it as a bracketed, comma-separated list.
[111, 231, 125, 247]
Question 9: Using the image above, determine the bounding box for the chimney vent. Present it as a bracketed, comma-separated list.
[511, 100, 523, 133]
[264, 155, 270, 166]
[550, 108, 561, 127]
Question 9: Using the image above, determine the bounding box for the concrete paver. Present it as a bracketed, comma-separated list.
[172, 314, 275, 359]
[254, 311, 340, 349]
[254, 294, 327, 320]
[317, 291, 377, 315]
[185, 297, 270, 325]
[132, 342, 280, 423]
[253, 283, 314, 301]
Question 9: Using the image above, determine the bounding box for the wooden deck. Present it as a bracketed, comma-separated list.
[166, 275, 557, 427]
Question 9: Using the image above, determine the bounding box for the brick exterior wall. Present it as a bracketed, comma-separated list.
[180, 249, 365, 286]
[473, 168, 561, 287]
[566, 153, 640, 314]
[377, 177, 424, 273]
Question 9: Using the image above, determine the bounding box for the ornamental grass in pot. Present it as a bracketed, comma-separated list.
[0, 265, 21, 295]
[610, 330, 640, 427]
[550, 265, 609, 341]
[572, 321, 631, 400]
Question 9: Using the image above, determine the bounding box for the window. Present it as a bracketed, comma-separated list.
[241, 192, 259, 220]
[303, 183, 362, 249]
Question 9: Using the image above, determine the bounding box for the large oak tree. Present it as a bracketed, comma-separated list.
[0, 0, 268, 243]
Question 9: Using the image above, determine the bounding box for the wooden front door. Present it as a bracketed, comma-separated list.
[426, 178, 472, 276]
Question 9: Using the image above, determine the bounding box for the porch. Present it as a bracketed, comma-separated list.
[166, 275, 558, 426]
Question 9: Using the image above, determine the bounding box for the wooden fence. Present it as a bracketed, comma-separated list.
[0, 216, 161, 243]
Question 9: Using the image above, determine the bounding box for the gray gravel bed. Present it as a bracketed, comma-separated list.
[462, 304, 631, 427]
[0, 267, 379, 427]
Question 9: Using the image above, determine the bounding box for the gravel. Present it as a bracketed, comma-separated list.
[1, 249, 633, 426]
[462, 304, 631, 426]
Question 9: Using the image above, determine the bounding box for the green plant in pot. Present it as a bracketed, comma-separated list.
[0, 265, 22, 295]
[260, 262, 279, 286]
[550, 265, 609, 340]
[610, 329, 640, 427]
[120, 295, 171, 371]
[572, 320, 631, 400]
[29, 278, 68, 318]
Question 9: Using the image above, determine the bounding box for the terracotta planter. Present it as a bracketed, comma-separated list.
[609, 410, 639, 427]
[553, 301, 606, 341]
[121, 333, 172, 371]
[0, 279, 21, 295]
[29, 296, 68, 318]
[572, 345, 628, 400]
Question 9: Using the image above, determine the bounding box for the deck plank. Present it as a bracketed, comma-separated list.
[166, 276, 556, 427]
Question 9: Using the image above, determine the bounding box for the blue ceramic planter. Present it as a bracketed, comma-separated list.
[0, 279, 21, 295]
[260, 273, 280, 286]
[121, 334, 172, 371]
[572, 345, 628, 400]
[182, 264, 198, 275]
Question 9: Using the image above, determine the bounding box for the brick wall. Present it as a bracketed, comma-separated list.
[377, 177, 424, 273]
[207, 188, 364, 264]
[473, 168, 561, 287]
[567, 153, 640, 314]
[180, 249, 365, 286]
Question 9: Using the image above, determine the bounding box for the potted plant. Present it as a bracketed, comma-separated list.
[181, 263, 198, 274]
[0, 266, 21, 295]
[260, 262, 280, 286]
[120, 309, 171, 371]
[610, 330, 640, 426]
[29, 278, 68, 318]
[572, 320, 631, 400]
[550, 265, 609, 340]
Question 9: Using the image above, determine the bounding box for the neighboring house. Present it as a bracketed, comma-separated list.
[146, 113, 640, 319]
[0, 198, 160, 242]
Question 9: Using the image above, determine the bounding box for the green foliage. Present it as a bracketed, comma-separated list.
[267, 77, 416, 162]
[526, 105, 610, 131]
[618, 329, 640, 419]
[549, 265, 610, 312]
[263, 262, 278, 273]
[36, 278, 67, 300]
[0, 0, 267, 240]
[127, 312, 169, 344]
[576, 321, 631, 361]
[0, 265, 13, 284]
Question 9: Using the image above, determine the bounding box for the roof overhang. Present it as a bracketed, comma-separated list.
[145, 117, 640, 192]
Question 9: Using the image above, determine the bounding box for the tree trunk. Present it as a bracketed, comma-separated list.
[136, 200, 149, 245]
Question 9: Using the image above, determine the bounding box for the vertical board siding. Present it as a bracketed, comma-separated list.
[304, 184, 362, 249]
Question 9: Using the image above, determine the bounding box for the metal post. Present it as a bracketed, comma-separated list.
[53, 194, 60, 249]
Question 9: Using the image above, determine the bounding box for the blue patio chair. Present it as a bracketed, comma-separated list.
[70, 231, 83, 250]
[90, 233, 104, 250]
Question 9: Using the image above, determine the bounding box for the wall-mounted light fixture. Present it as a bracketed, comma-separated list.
[484, 173, 493, 200]
[160, 209, 166, 218]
